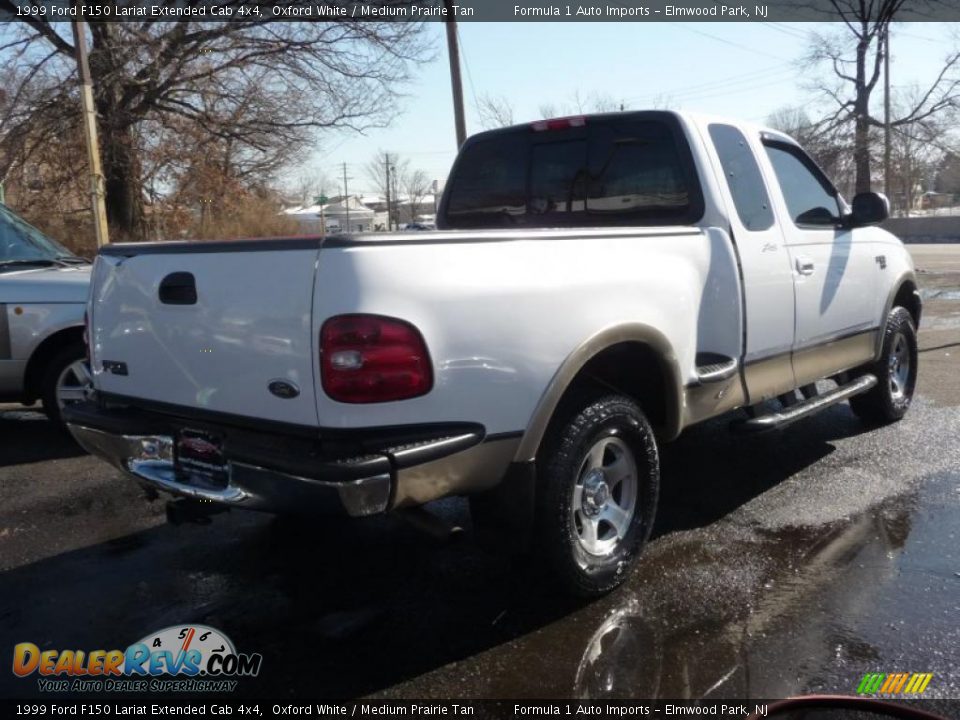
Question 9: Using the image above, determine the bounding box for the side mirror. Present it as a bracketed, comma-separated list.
[849, 191, 889, 227]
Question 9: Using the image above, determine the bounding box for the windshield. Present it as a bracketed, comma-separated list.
[0, 204, 76, 264]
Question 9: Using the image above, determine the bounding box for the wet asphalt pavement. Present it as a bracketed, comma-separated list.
[1, 246, 959, 701]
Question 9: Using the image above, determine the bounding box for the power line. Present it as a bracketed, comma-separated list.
[678, 26, 789, 62]
[764, 22, 812, 41]
[624, 63, 794, 101]
[669, 75, 797, 104]
[623, 65, 796, 105]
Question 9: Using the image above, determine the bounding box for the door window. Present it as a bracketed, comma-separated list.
[763, 143, 842, 228]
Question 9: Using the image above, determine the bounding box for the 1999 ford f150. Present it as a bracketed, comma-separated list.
[66, 111, 921, 596]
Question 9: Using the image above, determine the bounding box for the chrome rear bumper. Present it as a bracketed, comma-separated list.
[64, 397, 520, 517]
[68, 424, 391, 517]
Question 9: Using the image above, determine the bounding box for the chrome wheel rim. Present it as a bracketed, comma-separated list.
[888, 332, 910, 401]
[572, 436, 638, 557]
[56, 359, 93, 410]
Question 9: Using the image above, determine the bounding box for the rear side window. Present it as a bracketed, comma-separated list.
[442, 115, 702, 228]
[709, 124, 774, 231]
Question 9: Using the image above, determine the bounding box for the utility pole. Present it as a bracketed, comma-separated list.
[392, 168, 400, 227]
[883, 23, 892, 203]
[71, 20, 109, 247]
[443, 0, 467, 148]
[384, 155, 392, 231]
[342, 162, 352, 232]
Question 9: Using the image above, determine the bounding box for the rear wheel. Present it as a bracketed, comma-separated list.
[849, 306, 918, 425]
[41, 342, 92, 428]
[535, 394, 660, 597]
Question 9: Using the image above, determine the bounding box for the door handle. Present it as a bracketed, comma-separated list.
[795, 257, 815, 276]
[159, 272, 197, 305]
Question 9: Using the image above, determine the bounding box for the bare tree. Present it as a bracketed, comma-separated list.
[365, 150, 409, 228]
[767, 105, 858, 197]
[886, 87, 954, 214]
[936, 152, 960, 196]
[0, 15, 433, 239]
[648, 94, 674, 110]
[537, 90, 629, 119]
[402, 168, 431, 223]
[288, 171, 335, 207]
[537, 102, 559, 120]
[0, 55, 77, 197]
[805, 2, 960, 192]
[0, 55, 95, 248]
[590, 93, 626, 113]
[476, 93, 514, 130]
[365, 150, 409, 200]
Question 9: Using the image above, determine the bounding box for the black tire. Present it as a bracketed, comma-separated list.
[849, 306, 918, 425]
[534, 394, 660, 597]
[40, 341, 89, 428]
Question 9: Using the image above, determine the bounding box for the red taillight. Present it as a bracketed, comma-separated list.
[531, 115, 586, 132]
[320, 314, 432, 403]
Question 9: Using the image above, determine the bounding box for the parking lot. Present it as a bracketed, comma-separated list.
[2, 245, 959, 700]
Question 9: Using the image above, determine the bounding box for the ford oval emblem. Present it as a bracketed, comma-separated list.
[268, 379, 300, 399]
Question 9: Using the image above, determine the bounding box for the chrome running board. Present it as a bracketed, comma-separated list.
[732, 374, 878, 434]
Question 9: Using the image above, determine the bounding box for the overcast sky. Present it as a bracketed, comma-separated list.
[307, 21, 960, 197]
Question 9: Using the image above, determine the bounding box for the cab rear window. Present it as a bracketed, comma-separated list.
[441, 114, 703, 228]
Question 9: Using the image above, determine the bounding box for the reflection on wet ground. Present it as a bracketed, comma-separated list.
[921, 288, 960, 301]
[2, 395, 957, 700]
[573, 487, 950, 700]
[376, 401, 959, 700]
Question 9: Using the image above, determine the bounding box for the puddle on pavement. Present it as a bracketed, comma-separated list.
[415, 472, 960, 700]
[5, 400, 958, 701]
[920, 287, 960, 301]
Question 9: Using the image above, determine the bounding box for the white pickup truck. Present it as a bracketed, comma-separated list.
[67, 111, 921, 596]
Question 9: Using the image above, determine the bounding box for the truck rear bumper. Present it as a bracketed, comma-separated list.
[67, 424, 393, 517]
[63, 398, 512, 517]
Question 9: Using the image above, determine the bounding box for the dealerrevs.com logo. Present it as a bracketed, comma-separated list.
[13, 625, 262, 693]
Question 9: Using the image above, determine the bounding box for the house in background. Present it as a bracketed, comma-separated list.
[322, 196, 376, 233]
[282, 196, 376, 233]
[281, 192, 440, 233]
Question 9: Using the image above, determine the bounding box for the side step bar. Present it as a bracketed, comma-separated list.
[731, 374, 877, 434]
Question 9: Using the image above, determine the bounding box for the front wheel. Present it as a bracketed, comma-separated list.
[535, 395, 660, 597]
[41, 341, 92, 428]
[849, 306, 918, 425]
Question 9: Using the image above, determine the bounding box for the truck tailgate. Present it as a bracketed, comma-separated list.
[89, 247, 320, 426]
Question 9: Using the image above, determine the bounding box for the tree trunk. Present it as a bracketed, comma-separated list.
[854, 112, 872, 194]
[97, 120, 144, 241]
[905, 156, 914, 216]
[88, 26, 144, 242]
